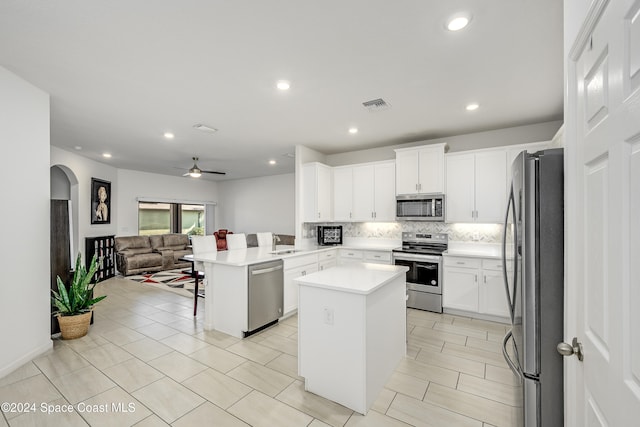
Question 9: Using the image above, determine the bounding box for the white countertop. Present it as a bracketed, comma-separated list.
[192, 245, 337, 266]
[295, 263, 409, 295]
[443, 242, 502, 259]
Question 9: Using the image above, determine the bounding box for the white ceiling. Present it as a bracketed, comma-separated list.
[0, 0, 563, 181]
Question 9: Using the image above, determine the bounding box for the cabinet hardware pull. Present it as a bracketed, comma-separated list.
[456, 261, 465, 265]
[475, 274, 478, 282]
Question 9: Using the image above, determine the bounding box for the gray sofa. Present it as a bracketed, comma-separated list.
[115, 234, 192, 276]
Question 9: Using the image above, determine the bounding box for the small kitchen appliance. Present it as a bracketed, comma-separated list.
[317, 225, 343, 246]
[392, 232, 448, 313]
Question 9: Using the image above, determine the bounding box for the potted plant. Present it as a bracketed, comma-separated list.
[51, 252, 107, 339]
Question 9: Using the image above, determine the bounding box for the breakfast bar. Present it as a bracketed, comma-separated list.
[295, 263, 409, 415]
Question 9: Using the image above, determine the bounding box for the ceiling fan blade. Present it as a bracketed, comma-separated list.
[202, 170, 226, 175]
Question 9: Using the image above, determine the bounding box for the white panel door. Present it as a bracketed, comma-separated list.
[333, 167, 353, 221]
[352, 165, 375, 221]
[565, 0, 640, 425]
[395, 150, 419, 195]
[474, 150, 506, 223]
[373, 162, 396, 221]
[445, 154, 475, 223]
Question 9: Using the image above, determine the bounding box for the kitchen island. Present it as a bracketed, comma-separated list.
[193, 245, 334, 337]
[295, 263, 408, 415]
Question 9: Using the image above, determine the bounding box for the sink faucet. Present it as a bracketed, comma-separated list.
[272, 234, 281, 251]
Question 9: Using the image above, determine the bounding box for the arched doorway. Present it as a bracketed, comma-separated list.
[50, 164, 79, 334]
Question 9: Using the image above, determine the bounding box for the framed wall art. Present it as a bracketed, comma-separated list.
[91, 178, 111, 224]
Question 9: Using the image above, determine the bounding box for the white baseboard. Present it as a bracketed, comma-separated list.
[0, 340, 53, 380]
[443, 308, 511, 325]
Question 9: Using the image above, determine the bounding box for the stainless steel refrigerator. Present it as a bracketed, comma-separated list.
[502, 148, 564, 427]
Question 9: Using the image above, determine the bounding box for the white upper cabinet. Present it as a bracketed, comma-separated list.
[333, 166, 353, 221]
[394, 143, 447, 195]
[445, 150, 506, 223]
[352, 161, 396, 222]
[302, 162, 332, 222]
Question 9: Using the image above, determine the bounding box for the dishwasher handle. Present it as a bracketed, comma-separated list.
[251, 265, 283, 275]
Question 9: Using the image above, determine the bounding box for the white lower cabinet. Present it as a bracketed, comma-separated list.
[443, 257, 481, 312]
[443, 255, 509, 320]
[318, 249, 338, 270]
[283, 254, 318, 317]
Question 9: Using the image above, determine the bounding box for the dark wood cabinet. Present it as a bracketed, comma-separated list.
[85, 235, 115, 281]
[51, 199, 72, 335]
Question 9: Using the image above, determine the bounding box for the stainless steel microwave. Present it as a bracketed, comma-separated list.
[396, 194, 445, 221]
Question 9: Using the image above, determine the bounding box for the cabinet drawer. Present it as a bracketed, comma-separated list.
[318, 249, 337, 261]
[339, 249, 364, 259]
[364, 251, 391, 263]
[482, 258, 505, 271]
[443, 256, 481, 269]
[284, 253, 318, 269]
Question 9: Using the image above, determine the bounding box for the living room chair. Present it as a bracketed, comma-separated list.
[189, 235, 216, 315]
[256, 232, 273, 247]
[226, 233, 247, 250]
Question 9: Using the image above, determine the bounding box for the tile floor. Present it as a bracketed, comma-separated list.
[0, 277, 522, 427]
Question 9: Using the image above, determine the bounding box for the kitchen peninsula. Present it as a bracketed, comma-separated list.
[296, 263, 408, 414]
[193, 245, 335, 338]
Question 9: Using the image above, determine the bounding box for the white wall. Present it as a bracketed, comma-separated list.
[325, 120, 563, 166]
[116, 169, 219, 236]
[217, 173, 294, 234]
[0, 67, 52, 378]
[51, 146, 118, 258]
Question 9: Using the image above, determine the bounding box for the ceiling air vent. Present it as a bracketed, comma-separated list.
[362, 98, 391, 112]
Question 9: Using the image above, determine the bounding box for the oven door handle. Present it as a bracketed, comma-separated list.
[393, 253, 441, 263]
[416, 264, 437, 270]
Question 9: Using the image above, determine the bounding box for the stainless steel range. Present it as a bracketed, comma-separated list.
[392, 232, 448, 313]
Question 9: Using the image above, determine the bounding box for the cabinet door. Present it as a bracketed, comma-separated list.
[480, 270, 510, 318]
[318, 258, 337, 270]
[283, 263, 318, 316]
[302, 164, 318, 222]
[373, 162, 396, 221]
[445, 154, 475, 222]
[317, 164, 332, 221]
[352, 165, 375, 221]
[418, 146, 444, 193]
[474, 151, 506, 223]
[395, 150, 419, 195]
[443, 266, 479, 312]
[333, 167, 353, 221]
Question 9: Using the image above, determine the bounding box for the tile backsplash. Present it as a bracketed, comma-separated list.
[304, 221, 503, 243]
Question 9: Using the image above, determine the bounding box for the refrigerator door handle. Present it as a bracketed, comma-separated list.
[502, 330, 523, 381]
[502, 187, 518, 323]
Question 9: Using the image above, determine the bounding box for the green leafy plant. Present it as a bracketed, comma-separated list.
[51, 253, 107, 316]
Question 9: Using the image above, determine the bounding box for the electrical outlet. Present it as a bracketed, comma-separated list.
[472, 232, 480, 241]
[323, 307, 334, 325]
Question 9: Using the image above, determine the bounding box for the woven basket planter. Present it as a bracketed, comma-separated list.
[57, 311, 92, 340]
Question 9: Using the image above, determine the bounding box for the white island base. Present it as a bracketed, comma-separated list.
[296, 263, 408, 415]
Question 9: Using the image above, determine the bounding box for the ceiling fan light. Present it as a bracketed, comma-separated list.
[189, 168, 202, 178]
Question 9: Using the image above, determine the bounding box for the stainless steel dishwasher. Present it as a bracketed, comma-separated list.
[247, 259, 284, 335]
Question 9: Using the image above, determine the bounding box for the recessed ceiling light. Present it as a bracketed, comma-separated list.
[74, 146, 82, 150]
[193, 123, 218, 133]
[164, 132, 175, 139]
[348, 127, 359, 134]
[276, 80, 290, 90]
[269, 160, 277, 165]
[447, 14, 471, 31]
[102, 153, 112, 158]
[466, 103, 479, 111]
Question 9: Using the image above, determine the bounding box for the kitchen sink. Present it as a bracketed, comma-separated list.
[269, 249, 298, 255]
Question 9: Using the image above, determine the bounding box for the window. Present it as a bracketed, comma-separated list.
[138, 202, 206, 236]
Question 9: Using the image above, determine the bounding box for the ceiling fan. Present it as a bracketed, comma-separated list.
[183, 157, 226, 177]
